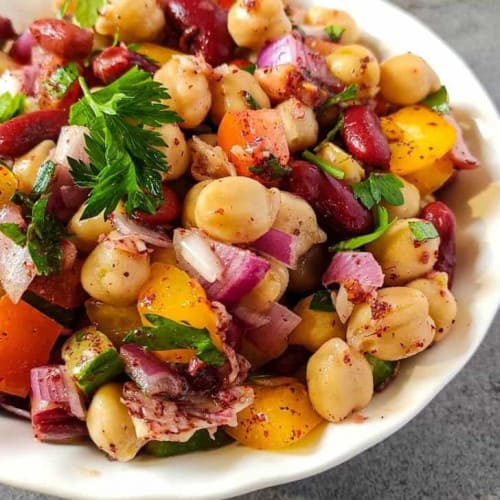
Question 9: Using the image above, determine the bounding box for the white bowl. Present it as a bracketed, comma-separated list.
[1, 1, 500, 499]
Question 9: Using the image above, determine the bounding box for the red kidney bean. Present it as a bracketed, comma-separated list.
[0, 17, 16, 42]
[0, 109, 68, 158]
[160, 0, 235, 66]
[29, 19, 93, 59]
[287, 160, 322, 202]
[9, 31, 35, 64]
[420, 201, 456, 285]
[92, 46, 160, 84]
[342, 105, 391, 167]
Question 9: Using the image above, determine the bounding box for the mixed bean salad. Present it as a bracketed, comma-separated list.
[0, 0, 479, 460]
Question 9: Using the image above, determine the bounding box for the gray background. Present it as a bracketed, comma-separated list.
[1, 0, 499, 499]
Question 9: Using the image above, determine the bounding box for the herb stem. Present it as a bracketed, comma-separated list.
[302, 150, 345, 180]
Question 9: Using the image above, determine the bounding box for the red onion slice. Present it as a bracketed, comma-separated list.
[444, 114, 480, 170]
[250, 228, 299, 269]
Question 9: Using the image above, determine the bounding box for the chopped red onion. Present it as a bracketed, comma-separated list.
[231, 304, 271, 329]
[331, 286, 354, 324]
[110, 209, 172, 248]
[444, 114, 480, 170]
[173, 229, 224, 283]
[30, 365, 87, 442]
[52, 126, 90, 167]
[245, 303, 302, 359]
[120, 344, 188, 398]
[0, 204, 36, 303]
[250, 228, 299, 269]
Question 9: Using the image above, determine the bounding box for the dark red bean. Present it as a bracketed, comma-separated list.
[92, 46, 160, 84]
[420, 201, 456, 285]
[287, 160, 322, 202]
[29, 19, 93, 59]
[9, 31, 34, 64]
[0, 16, 17, 42]
[0, 109, 68, 158]
[342, 105, 391, 167]
[264, 345, 310, 376]
[160, 0, 235, 66]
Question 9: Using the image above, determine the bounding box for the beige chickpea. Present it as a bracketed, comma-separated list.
[380, 53, 441, 106]
[81, 233, 151, 306]
[182, 180, 213, 229]
[288, 244, 331, 294]
[189, 136, 236, 182]
[381, 177, 421, 221]
[305, 7, 360, 44]
[210, 64, 271, 124]
[347, 287, 436, 360]
[152, 123, 190, 181]
[95, 0, 165, 42]
[315, 142, 365, 186]
[407, 272, 457, 342]
[154, 56, 212, 129]
[272, 191, 327, 258]
[87, 383, 143, 462]
[194, 177, 280, 244]
[228, 0, 292, 50]
[326, 44, 380, 98]
[237, 259, 289, 313]
[67, 204, 114, 253]
[12, 140, 55, 194]
[290, 295, 346, 352]
[307, 338, 373, 422]
[275, 98, 319, 154]
[366, 218, 440, 286]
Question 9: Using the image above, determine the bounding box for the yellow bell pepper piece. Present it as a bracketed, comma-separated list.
[380, 105, 456, 175]
[404, 156, 454, 196]
[0, 165, 18, 205]
[133, 43, 183, 67]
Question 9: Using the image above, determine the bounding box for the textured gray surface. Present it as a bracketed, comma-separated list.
[1, 0, 499, 499]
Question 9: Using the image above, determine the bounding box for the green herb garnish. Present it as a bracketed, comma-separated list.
[241, 63, 256, 75]
[56, 0, 71, 19]
[302, 150, 345, 179]
[0, 92, 25, 123]
[324, 25, 345, 42]
[68, 67, 181, 219]
[421, 86, 450, 114]
[242, 91, 260, 110]
[31, 160, 56, 197]
[249, 154, 291, 181]
[365, 354, 398, 390]
[309, 290, 336, 312]
[408, 220, 439, 242]
[74, 0, 106, 28]
[0, 223, 26, 246]
[43, 62, 80, 99]
[124, 314, 226, 367]
[318, 84, 359, 113]
[352, 173, 404, 210]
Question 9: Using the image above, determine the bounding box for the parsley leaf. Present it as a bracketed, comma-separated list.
[0, 92, 25, 123]
[421, 86, 450, 114]
[314, 113, 344, 153]
[241, 63, 256, 75]
[124, 314, 226, 367]
[69, 68, 181, 219]
[324, 25, 345, 42]
[43, 62, 80, 99]
[318, 84, 359, 113]
[302, 150, 345, 179]
[31, 160, 56, 197]
[249, 154, 291, 181]
[408, 220, 439, 242]
[330, 205, 395, 252]
[242, 91, 260, 110]
[74, 0, 106, 28]
[352, 173, 404, 210]
[309, 290, 336, 312]
[56, 0, 71, 19]
[0, 223, 26, 246]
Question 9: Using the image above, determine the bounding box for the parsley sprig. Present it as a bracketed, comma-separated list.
[68, 67, 181, 219]
[0, 92, 25, 123]
[302, 150, 345, 180]
[352, 173, 404, 210]
[318, 84, 359, 113]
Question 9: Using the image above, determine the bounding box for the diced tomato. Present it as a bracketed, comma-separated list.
[0, 295, 63, 397]
[28, 259, 88, 310]
[133, 184, 181, 226]
[230, 58, 253, 69]
[217, 109, 290, 187]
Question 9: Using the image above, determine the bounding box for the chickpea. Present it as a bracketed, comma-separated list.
[366, 218, 440, 286]
[189, 136, 236, 182]
[307, 338, 373, 422]
[194, 177, 280, 244]
[290, 295, 346, 352]
[182, 180, 213, 229]
[67, 204, 114, 253]
[238, 259, 289, 313]
[210, 64, 271, 124]
[95, 0, 165, 42]
[81, 233, 151, 306]
[152, 123, 190, 181]
[326, 44, 380, 98]
[381, 177, 421, 221]
[288, 244, 331, 294]
[380, 53, 441, 106]
[315, 142, 365, 186]
[228, 0, 292, 50]
[272, 191, 327, 258]
[305, 7, 360, 44]
[154, 56, 212, 129]
[407, 272, 457, 342]
[347, 287, 436, 360]
[87, 383, 143, 462]
[275, 98, 319, 154]
[12, 140, 55, 194]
